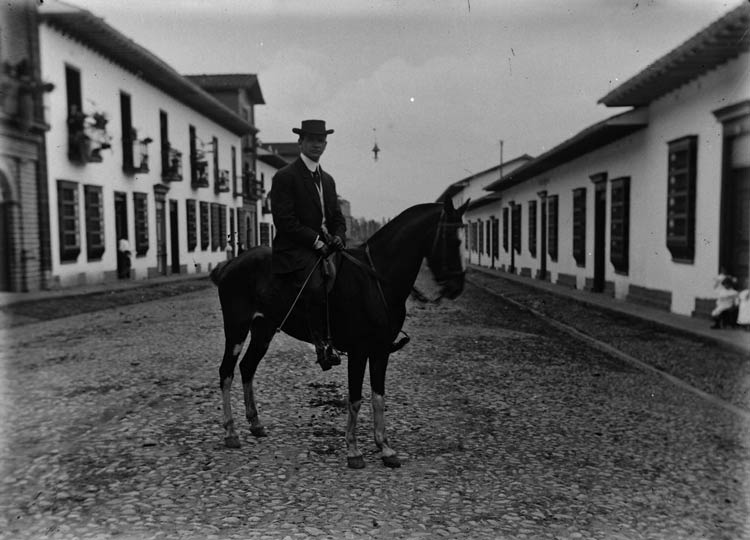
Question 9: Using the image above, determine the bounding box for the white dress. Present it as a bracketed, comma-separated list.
[737, 290, 750, 325]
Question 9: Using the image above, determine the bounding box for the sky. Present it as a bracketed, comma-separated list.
[66, 0, 738, 221]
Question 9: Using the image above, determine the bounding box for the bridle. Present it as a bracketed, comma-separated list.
[425, 210, 466, 291]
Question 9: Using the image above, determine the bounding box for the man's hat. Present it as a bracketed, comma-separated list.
[292, 119, 334, 136]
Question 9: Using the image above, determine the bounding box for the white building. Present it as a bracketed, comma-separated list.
[38, 2, 254, 287]
[437, 155, 533, 269]
[444, 3, 749, 317]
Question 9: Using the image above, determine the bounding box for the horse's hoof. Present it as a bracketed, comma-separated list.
[347, 455, 366, 469]
[250, 426, 268, 437]
[224, 435, 241, 449]
[381, 455, 401, 468]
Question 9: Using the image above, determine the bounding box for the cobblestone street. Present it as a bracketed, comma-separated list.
[1, 274, 748, 539]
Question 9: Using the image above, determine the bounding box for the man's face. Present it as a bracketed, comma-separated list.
[300, 134, 327, 162]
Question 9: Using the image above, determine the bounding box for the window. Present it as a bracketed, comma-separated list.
[491, 217, 499, 260]
[485, 221, 491, 255]
[200, 201, 210, 250]
[133, 192, 149, 256]
[502, 207, 509, 252]
[610, 177, 630, 274]
[219, 204, 227, 249]
[478, 219, 484, 255]
[84, 185, 105, 260]
[572, 188, 587, 267]
[528, 200, 537, 257]
[120, 92, 134, 172]
[57, 180, 80, 262]
[65, 65, 83, 162]
[259, 222, 272, 246]
[213, 136, 219, 190]
[666, 136, 697, 262]
[160, 110, 169, 176]
[547, 195, 558, 261]
[231, 146, 238, 195]
[512, 204, 522, 254]
[211, 203, 221, 251]
[186, 199, 197, 252]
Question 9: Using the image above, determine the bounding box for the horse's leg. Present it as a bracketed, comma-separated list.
[369, 350, 401, 468]
[219, 322, 250, 449]
[345, 348, 368, 469]
[239, 315, 273, 437]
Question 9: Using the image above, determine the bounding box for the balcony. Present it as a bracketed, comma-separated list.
[162, 146, 183, 182]
[242, 171, 264, 202]
[216, 169, 231, 193]
[124, 129, 153, 174]
[67, 108, 112, 164]
[191, 148, 209, 189]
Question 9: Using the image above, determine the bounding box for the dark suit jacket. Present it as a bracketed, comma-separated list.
[270, 158, 347, 274]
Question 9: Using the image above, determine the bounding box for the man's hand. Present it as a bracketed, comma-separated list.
[329, 235, 345, 251]
[315, 244, 330, 258]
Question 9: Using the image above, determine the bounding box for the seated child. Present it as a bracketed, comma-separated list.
[711, 275, 739, 329]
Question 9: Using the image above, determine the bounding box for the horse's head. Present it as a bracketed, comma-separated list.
[426, 197, 469, 300]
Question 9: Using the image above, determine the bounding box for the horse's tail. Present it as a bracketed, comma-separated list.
[210, 260, 230, 286]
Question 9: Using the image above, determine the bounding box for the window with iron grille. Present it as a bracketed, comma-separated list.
[502, 207, 509, 252]
[57, 180, 80, 262]
[572, 187, 586, 267]
[512, 204, 522, 254]
[219, 204, 227, 249]
[547, 195, 558, 262]
[200, 201, 210, 250]
[478, 219, 484, 255]
[133, 192, 149, 256]
[610, 177, 630, 274]
[666, 136, 697, 262]
[186, 199, 197, 252]
[485, 221, 491, 255]
[259, 222, 271, 246]
[84, 185, 105, 260]
[528, 200, 537, 258]
[211, 203, 220, 251]
[213, 136, 219, 189]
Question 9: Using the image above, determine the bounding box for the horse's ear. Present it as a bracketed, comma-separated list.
[443, 197, 456, 213]
[458, 198, 470, 215]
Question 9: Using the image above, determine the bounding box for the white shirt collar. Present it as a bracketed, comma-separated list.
[300, 153, 319, 174]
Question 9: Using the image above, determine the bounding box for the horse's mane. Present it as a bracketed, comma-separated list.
[359, 203, 441, 246]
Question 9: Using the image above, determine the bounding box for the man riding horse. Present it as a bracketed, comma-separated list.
[268, 119, 347, 371]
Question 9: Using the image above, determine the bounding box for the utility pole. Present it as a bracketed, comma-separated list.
[499, 139, 504, 180]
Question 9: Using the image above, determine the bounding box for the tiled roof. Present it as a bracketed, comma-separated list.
[599, 3, 750, 107]
[435, 154, 534, 202]
[39, 3, 254, 135]
[485, 108, 648, 192]
[184, 74, 265, 105]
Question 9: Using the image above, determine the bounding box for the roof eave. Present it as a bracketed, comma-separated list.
[486, 108, 648, 192]
[40, 10, 255, 136]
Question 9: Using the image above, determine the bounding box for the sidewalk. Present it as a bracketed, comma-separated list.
[469, 264, 750, 356]
[0, 272, 211, 308]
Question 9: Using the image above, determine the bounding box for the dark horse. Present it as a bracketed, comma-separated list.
[210, 198, 468, 468]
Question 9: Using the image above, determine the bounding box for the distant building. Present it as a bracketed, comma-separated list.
[184, 74, 265, 252]
[442, 3, 750, 317]
[0, 0, 53, 292]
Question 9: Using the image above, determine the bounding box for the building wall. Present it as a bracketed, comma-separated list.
[0, 0, 49, 292]
[40, 24, 244, 287]
[454, 53, 749, 316]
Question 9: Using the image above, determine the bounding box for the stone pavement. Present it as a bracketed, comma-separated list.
[1, 275, 749, 539]
[469, 264, 750, 356]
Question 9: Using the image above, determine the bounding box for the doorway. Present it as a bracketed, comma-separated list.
[114, 192, 129, 278]
[169, 199, 180, 274]
[155, 199, 167, 275]
[539, 196, 547, 280]
[592, 182, 607, 292]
